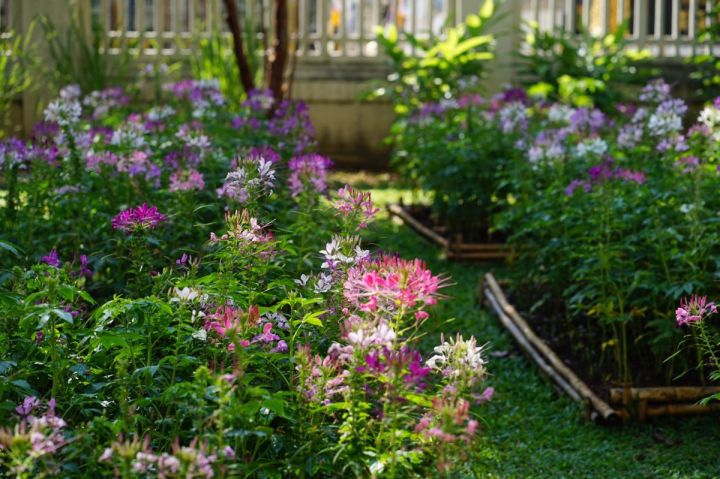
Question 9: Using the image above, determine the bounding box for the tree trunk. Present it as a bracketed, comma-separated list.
[222, 0, 255, 93]
[268, 0, 289, 102]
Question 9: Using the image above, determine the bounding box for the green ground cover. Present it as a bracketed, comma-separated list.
[340, 172, 720, 479]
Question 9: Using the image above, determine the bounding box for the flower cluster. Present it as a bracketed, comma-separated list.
[319, 235, 369, 272]
[343, 255, 443, 319]
[426, 334, 490, 399]
[0, 138, 28, 169]
[358, 346, 432, 391]
[217, 155, 276, 204]
[83, 86, 130, 119]
[111, 203, 167, 233]
[295, 344, 351, 404]
[100, 435, 232, 478]
[44, 95, 82, 127]
[676, 295, 717, 326]
[204, 304, 260, 351]
[334, 185, 380, 229]
[163, 79, 225, 117]
[209, 210, 274, 255]
[169, 168, 205, 192]
[565, 160, 646, 195]
[287, 154, 333, 198]
[0, 398, 67, 476]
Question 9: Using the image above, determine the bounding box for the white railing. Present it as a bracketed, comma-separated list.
[523, 0, 720, 58]
[87, 0, 478, 60]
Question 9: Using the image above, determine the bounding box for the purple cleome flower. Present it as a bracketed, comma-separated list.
[42, 249, 62, 268]
[112, 203, 167, 233]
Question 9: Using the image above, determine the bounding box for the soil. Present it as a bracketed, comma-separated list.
[400, 204, 507, 245]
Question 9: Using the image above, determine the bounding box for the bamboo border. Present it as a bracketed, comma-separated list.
[482, 272, 720, 422]
[386, 204, 507, 261]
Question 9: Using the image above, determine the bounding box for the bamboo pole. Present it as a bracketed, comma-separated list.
[609, 387, 720, 404]
[452, 243, 507, 252]
[483, 289, 583, 403]
[484, 273, 620, 423]
[386, 205, 450, 249]
[646, 403, 720, 416]
[448, 252, 507, 261]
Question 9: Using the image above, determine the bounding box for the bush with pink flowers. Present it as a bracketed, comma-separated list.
[0, 80, 492, 477]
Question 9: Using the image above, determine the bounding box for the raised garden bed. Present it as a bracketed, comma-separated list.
[387, 204, 508, 261]
[481, 273, 720, 423]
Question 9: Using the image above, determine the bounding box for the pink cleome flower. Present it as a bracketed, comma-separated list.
[334, 185, 380, 228]
[204, 305, 259, 351]
[343, 255, 444, 316]
[676, 295, 717, 326]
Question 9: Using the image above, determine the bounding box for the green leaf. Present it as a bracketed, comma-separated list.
[302, 311, 326, 328]
[52, 308, 74, 324]
[480, 0, 494, 19]
[0, 241, 19, 257]
[261, 396, 288, 418]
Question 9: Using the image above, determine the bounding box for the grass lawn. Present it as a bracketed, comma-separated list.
[335, 172, 720, 479]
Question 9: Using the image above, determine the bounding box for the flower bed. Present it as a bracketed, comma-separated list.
[0, 82, 492, 477]
[391, 78, 720, 411]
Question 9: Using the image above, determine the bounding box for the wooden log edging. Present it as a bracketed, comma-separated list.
[609, 387, 720, 404]
[482, 273, 621, 424]
[386, 204, 506, 261]
[387, 204, 449, 249]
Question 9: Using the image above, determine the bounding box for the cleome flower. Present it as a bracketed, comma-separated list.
[334, 185, 380, 229]
[112, 203, 167, 233]
[676, 295, 717, 326]
[217, 154, 276, 204]
[426, 334, 488, 393]
[343, 254, 444, 317]
[287, 153, 333, 198]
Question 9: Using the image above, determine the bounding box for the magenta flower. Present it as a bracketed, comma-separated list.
[203, 305, 259, 351]
[473, 386, 494, 404]
[112, 203, 167, 233]
[675, 156, 700, 174]
[676, 295, 717, 326]
[74, 254, 93, 278]
[42, 249, 61, 268]
[614, 168, 646, 184]
[272, 340, 288, 353]
[565, 179, 591, 196]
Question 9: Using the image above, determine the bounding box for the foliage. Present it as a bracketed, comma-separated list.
[518, 23, 655, 111]
[190, 23, 265, 109]
[40, 11, 132, 93]
[389, 91, 515, 234]
[370, 0, 498, 111]
[0, 21, 39, 135]
[688, 2, 720, 101]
